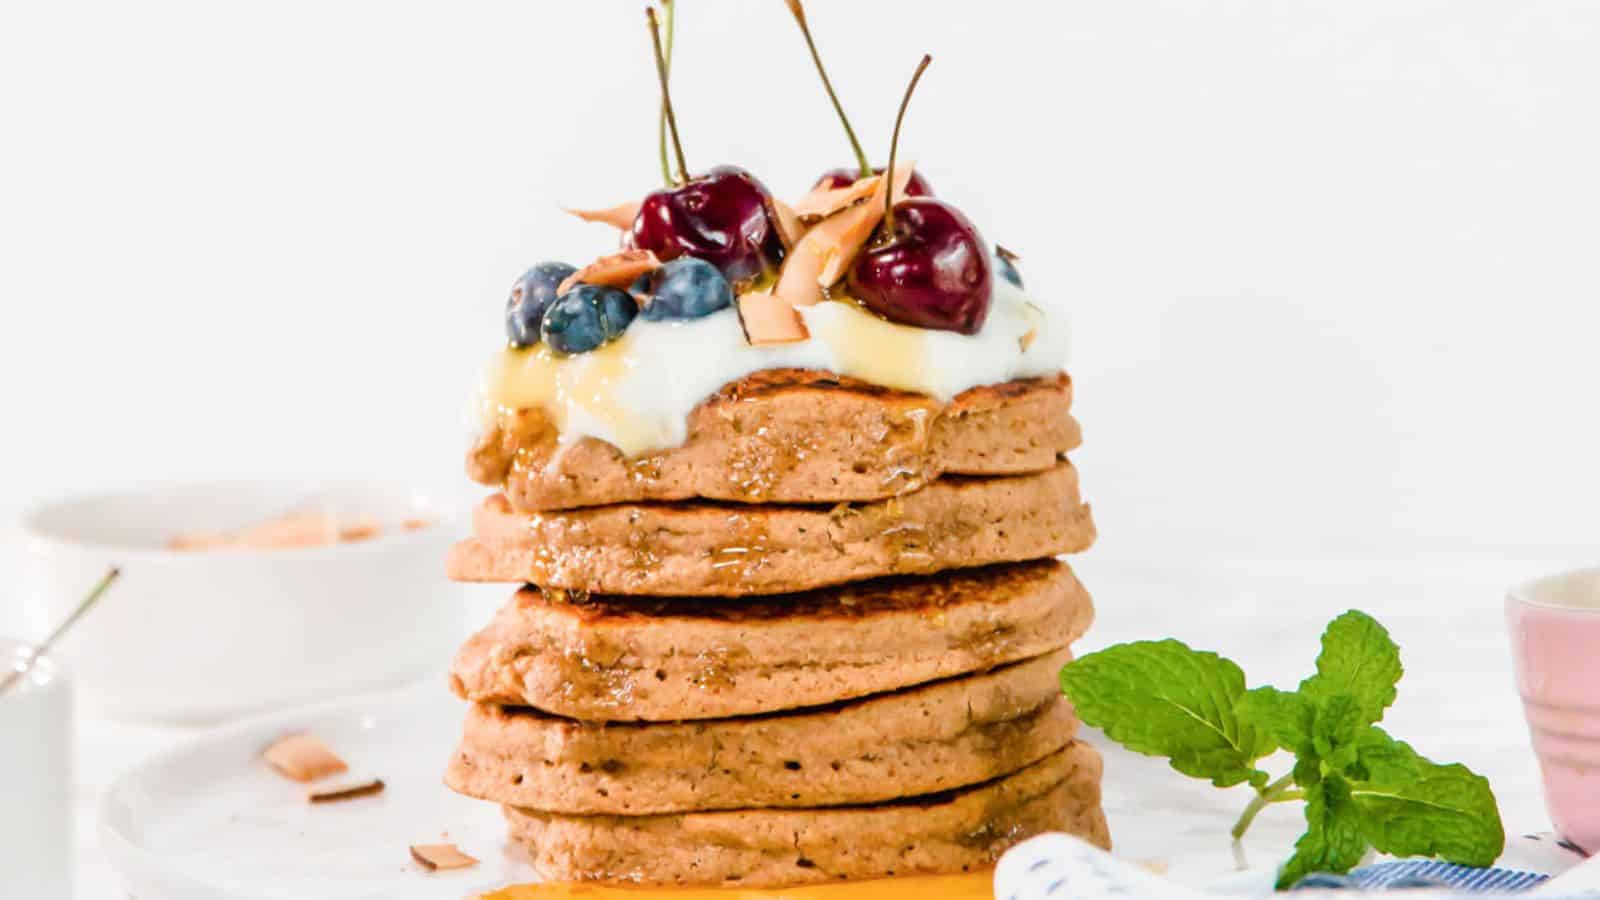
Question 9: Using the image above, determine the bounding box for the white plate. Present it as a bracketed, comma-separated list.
[100, 683, 535, 900]
[99, 684, 1293, 900]
[101, 682, 1561, 900]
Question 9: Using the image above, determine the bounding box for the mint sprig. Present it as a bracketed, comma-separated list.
[1058, 639, 1273, 789]
[1059, 610, 1504, 891]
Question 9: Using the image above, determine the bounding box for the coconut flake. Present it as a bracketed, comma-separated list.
[790, 175, 881, 223]
[563, 201, 641, 230]
[558, 249, 662, 294]
[410, 843, 479, 872]
[737, 292, 810, 345]
[773, 163, 916, 306]
[263, 733, 349, 783]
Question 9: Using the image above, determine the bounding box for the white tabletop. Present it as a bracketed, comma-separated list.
[35, 553, 1569, 898]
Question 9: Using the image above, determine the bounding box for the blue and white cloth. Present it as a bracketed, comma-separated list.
[994, 834, 1597, 899]
[1291, 861, 1547, 892]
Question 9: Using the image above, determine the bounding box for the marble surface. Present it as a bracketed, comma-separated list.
[24, 553, 1577, 898]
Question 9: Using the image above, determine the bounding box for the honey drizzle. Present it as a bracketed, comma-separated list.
[707, 511, 772, 585]
[815, 296, 933, 395]
[482, 337, 659, 459]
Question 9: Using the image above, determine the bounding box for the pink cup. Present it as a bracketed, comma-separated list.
[1508, 566, 1600, 854]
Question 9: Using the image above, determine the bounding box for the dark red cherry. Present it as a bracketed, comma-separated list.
[847, 198, 992, 335]
[813, 166, 933, 197]
[630, 165, 783, 285]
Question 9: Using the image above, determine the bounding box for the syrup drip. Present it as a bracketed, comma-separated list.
[558, 634, 638, 711]
[876, 497, 933, 571]
[707, 512, 772, 584]
[723, 422, 820, 501]
[877, 407, 932, 493]
[482, 337, 657, 458]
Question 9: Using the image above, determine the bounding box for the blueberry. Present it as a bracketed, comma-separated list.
[595, 286, 638, 339]
[541, 284, 638, 354]
[505, 262, 577, 348]
[632, 257, 734, 321]
[994, 246, 1024, 288]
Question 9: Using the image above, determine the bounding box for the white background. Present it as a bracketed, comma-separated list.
[3, 4, 1599, 895]
[4, 0, 1600, 566]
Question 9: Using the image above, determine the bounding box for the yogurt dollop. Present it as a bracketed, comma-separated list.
[475, 278, 1069, 457]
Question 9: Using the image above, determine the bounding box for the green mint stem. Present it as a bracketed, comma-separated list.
[1231, 773, 1297, 841]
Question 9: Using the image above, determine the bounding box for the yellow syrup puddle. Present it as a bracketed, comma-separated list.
[479, 336, 659, 455]
[814, 298, 931, 394]
[477, 872, 993, 900]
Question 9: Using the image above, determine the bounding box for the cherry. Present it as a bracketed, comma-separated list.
[630, 166, 783, 284]
[849, 198, 992, 334]
[812, 166, 933, 197]
[631, 9, 782, 284]
[848, 55, 992, 335]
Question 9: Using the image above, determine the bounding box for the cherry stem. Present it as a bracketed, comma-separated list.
[655, 0, 675, 187]
[883, 53, 931, 232]
[647, 6, 689, 186]
[784, 0, 871, 178]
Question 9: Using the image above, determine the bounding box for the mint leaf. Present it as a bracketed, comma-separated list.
[1066, 610, 1505, 891]
[1300, 610, 1402, 726]
[1277, 774, 1368, 889]
[1060, 640, 1272, 788]
[1293, 754, 1323, 790]
[1314, 694, 1366, 771]
[1237, 686, 1314, 754]
[1348, 727, 1505, 867]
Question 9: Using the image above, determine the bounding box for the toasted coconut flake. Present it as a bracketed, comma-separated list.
[338, 519, 381, 543]
[563, 201, 641, 230]
[168, 532, 230, 551]
[172, 508, 340, 552]
[264, 733, 349, 783]
[737, 292, 810, 346]
[401, 517, 435, 532]
[308, 778, 385, 804]
[234, 508, 339, 549]
[1018, 328, 1039, 352]
[774, 163, 917, 307]
[790, 175, 881, 223]
[558, 249, 662, 294]
[818, 163, 915, 286]
[996, 244, 1022, 263]
[768, 197, 805, 250]
[410, 843, 479, 872]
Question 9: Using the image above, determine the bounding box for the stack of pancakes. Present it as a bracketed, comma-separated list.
[444, 370, 1110, 887]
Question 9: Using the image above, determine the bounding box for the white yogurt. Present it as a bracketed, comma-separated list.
[476, 277, 1069, 457]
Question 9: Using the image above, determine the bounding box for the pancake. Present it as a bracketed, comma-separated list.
[500, 741, 1109, 888]
[448, 461, 1094, 595]
[470, 371, 1080, 512]
[447, 649, 1075, 814]
[449, 560, 1092, 721]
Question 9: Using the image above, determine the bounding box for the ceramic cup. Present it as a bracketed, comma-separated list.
[0, 639, 73, 899]
[1508, 567, 1600, 855]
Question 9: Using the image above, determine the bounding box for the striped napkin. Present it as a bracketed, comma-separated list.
[994, 834, 1594, 899]
[1292, 861, 1548, 892]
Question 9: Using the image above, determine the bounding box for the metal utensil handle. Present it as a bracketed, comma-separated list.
[0, 567, 119, 696]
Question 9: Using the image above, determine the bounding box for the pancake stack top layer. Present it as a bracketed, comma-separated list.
[446, 7, 1107, 885]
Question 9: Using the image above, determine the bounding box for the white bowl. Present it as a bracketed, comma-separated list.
[18, 482, 474, 724]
